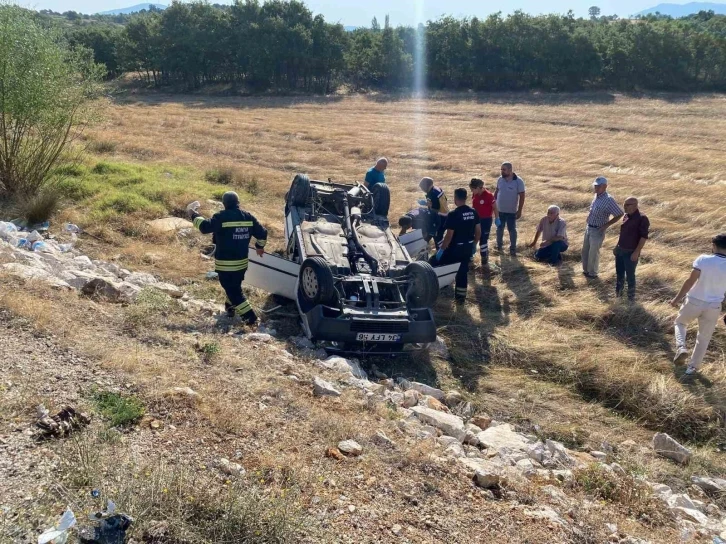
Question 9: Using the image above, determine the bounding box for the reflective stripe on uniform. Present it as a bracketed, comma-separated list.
[193, 216, 205, 230]
[215, 259, 249, 271]
[222, 221, 254, 228]
[256, 239, 267, 247]
[235, 301, 252, 315]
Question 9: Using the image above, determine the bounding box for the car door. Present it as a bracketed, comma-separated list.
[246, 250, 300, 300]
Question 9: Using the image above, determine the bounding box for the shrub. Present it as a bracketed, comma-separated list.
[12, 186, 62, 224]
[93, 391, 146, 427]
[205, 168, 234, 185]
[88, 140, 118, 154]
[0, 6, 103, 198]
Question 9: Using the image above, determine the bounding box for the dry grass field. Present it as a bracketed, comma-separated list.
[2, 91, 726, 543]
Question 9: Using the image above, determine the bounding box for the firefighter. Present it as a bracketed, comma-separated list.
[418, 177, 449, 248]
[437, 187, 481, 303]
[187, 192, 267, 325]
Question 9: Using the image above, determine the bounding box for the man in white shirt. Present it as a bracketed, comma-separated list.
[670, 233, 726, 377]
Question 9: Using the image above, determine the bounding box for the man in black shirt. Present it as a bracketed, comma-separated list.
[437, 187, 481, 303]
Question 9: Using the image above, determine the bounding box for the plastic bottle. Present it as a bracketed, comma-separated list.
[0, 221, 19, 240]
[64, 223, 82, 234]
[17, 238, 31, 249]
[32, 241, 54, 253]
[58, 243, 74, 253]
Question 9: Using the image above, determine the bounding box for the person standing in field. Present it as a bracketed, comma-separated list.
[469, 178, 497, 265]
[494, 162, 525, 256]
[670, 233, 726, 377]
[581, 177, 623, 278]
[419, 177, 449, 248]
[528, 205, 569, 265]
[364, 158, 388, 189]
[613, 197, 649, 301]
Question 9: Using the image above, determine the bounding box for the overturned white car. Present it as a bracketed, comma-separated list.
[245, 175, 458, 355]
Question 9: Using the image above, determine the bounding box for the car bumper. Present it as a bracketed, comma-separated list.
[304, 305, 437, 347]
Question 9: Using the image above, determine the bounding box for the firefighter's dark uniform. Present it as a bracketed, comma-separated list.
[426, 186, 449, 247]
[439, 205, 479, 302]
[192, 206, 267, 323]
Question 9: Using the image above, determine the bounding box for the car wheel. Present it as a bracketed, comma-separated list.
[405, 261, 439, 308]
[371, 183, 391, 217]
[299, 257, 335, 305]
[288, 173, 311, 207]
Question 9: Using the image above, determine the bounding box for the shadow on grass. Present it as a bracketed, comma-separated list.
[112, 92, 347, 110]
[497, 253, 552, 318]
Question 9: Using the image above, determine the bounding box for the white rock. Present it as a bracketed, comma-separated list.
[497, 447, 529, 465]
[437, 436, 460, 448]
[338, 440, 362, 456]
[408, 382, 445, 400]
[444, 443, 466, 458]
[672, 507, 709, 525]
[552, 469, 574, 482]
[667, 494, 697, 510]
[125, 271, 158, 286]
[319, 356, 367, 379]
[402, 389, 419, 408]
[385, 391, 405, 406]
[527, 442, 549, 464]
[165, 386, 200, 399]
[147, 217, 194, 234]
[691, 476, 726, 494]
[604, 523, 618, 535]
[541, 484, 568, 504]
[428, 336, 449, 358]
[477, 424, 531, 453]
[218, 458, 245, 477]
[474, 468, 503, 489]
[610, 462, 627, 477]
[312, 377, 341, 397]
[72, 255, 95, 270]
[650, 483, 673, 498]
[516, 458, 537, 478]
[152, 282, 183, 298]
[523, 506, 568, 527]
[464, 424, 482, 446]
[590, 451, 608, 461]
[443, 390, 464, 407]
[372, 431, 395, 448]
[243, 333, 273, 343]
[1, 263, 71, 289]
[410, 406, 466, 442]
[545, 439, 575, 467]
[652, 432, 692, 464]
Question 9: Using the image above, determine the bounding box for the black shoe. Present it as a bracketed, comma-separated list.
[455, 297, 466, 305]
[242, 313, 258, 326]
[226, 308, 236, 318]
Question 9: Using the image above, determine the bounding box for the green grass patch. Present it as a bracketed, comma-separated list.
[57, 159, 251, 227]
[93, 391, 146, 427]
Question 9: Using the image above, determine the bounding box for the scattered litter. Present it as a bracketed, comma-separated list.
[91, 489, 101, 498]
[260, 305, 282, 314]
[79, 500, 133, 544]
[64, 223, 82, 234]
[36, 404, 92, 438]
[205, 271, 218, 280]
[38, 508, 76, 544]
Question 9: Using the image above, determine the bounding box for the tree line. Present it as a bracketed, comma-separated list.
[36, 1, 726, 92]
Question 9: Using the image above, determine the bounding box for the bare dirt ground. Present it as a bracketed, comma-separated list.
[1, 91, 725, 543]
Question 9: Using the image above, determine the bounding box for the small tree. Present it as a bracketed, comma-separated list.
[0, 5, 104, 200]
[588, 6, 601, 20]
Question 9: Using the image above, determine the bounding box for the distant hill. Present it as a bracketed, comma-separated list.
[98, 3, 166, 15]
[635, 2, 726, 16]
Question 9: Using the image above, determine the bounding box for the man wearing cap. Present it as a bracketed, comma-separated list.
[494, 162, 525, 256]
[187, 192, 268, 325]
[528, 205, 568, 265]
[613, 197, 650, 301]
[364, 158, 388, 189]
[419, 177, 449, 247]
[582, 177, 623, 278]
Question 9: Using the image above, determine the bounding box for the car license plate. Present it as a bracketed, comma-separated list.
[355, 333, 401, 343]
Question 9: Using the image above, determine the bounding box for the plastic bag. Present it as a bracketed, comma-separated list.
[38, 508, 76, 544]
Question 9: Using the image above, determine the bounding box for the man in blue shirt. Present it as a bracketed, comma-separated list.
[364, 158, 388, 189]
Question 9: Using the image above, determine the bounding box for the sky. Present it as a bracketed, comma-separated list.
[22, 0, 695, 24]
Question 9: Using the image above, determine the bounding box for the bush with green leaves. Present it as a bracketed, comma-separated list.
[0, 5, 104, 214]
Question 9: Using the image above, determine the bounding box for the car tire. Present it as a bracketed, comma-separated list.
[405, 261, 439, 308]
[299, 256, 335, 305]
[288, 173, 311, 207]
[371, 183, 391, 217]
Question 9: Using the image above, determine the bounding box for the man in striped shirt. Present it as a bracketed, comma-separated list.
[581, 177, 623, 278]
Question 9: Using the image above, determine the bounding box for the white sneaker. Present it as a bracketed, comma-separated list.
[673, 347, 688, 365]
[684, 365, 697, 375]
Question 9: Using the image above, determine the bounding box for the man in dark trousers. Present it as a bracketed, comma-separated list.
[437, 187, 481, 303]
[613, 197, 649, 301]
[188, 192, 268, 325]
[419, 177, 449, 248]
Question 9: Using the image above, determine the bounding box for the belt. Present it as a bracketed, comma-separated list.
[587, 224, 601, 229]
